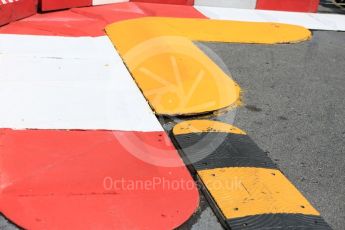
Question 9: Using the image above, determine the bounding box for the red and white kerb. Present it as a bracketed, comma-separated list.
[0, 33, 199, 229]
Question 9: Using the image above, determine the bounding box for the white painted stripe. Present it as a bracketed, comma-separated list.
[92, 0, 129, 6]
[195, 0, 256, 9]
[0, 0, 20, 5]
[196, 6, 345, 31]
[0, 35, 163, 131]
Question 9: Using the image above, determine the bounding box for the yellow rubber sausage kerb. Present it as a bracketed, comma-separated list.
[106, 17, 311, 116]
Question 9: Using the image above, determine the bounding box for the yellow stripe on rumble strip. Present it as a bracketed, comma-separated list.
[106, 18, 311, 116]
[173, 120, 246, 135]
[198, 167, 320, 219]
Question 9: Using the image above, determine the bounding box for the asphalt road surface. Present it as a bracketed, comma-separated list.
[196, 30, 345, 230]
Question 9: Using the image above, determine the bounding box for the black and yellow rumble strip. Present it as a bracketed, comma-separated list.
[172, 120, 331, 230]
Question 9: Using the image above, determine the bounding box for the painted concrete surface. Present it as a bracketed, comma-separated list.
[0, 175, 224, 230]
[196, 30, 345, 230]
[0, 33, 200, 229]
[0, 35, 162, 131]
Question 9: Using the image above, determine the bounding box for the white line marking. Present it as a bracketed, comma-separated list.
[196, 6, 345, 31]
[92, 0, 129, 6]
[195, 0, 256, 9]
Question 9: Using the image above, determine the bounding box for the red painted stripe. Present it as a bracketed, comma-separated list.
[256, 0, 320, 13]
[135, 2, 205, 17]
[0, 0, 36, 26]
[131, 0, 194, 6]
[0, 3, 12, 26]
[0, 2, 205, 36]
[40, 0, 91, 11]
[0, 4, 204, 229]
[10, 0, 37, 20]
[0, 128, 199, 229]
